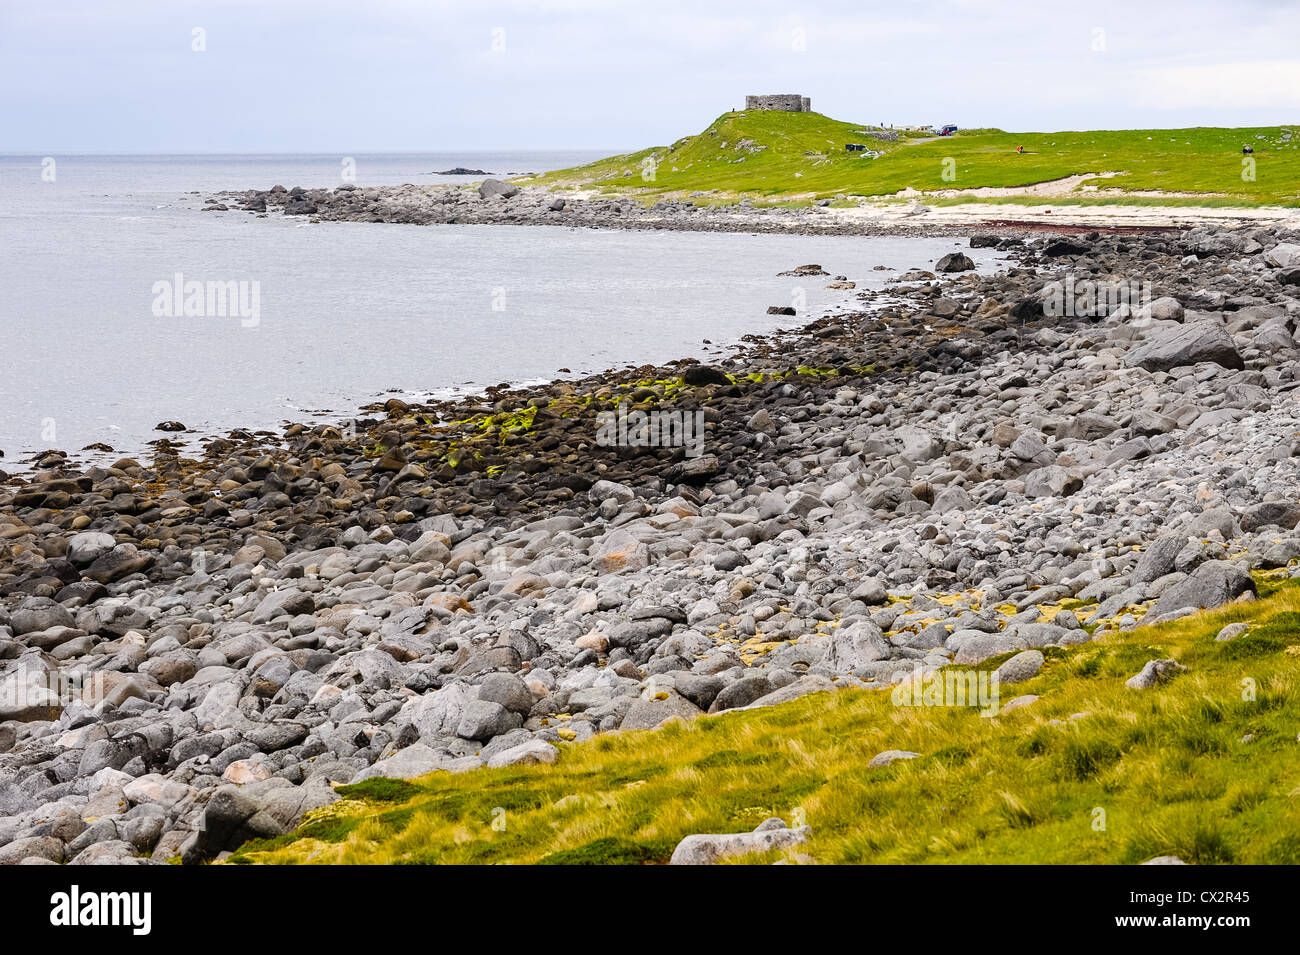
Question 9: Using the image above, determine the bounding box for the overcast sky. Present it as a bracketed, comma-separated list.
[2, 0, 1298, 153]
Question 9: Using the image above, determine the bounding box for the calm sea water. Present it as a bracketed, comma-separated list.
[0, 152, 999, 467]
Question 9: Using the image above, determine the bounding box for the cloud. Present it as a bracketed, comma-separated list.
[1135, 60, 1300, 110]
[2, 0, 1299, 150]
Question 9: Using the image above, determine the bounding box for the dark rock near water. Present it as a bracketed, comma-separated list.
[935, 252, 974, 272]
[478, 179, 520, 199]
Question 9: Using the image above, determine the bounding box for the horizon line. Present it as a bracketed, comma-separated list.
[0, 148, 630, 158]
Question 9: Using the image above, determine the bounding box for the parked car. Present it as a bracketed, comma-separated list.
[938, 124, 958, 136]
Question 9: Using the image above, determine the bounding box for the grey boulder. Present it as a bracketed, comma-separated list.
[1123, 320, 1243, 372]
[669, 819, 810, 864]
[995, 650, 1044, 684]
[1148, 560, 1255, 617]
[478, 179, 520, 199]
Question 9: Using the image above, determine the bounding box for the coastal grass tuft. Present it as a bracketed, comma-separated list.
[227, 581, 1300, 865]
[335, 778, 425, 803]
[537, 836, 676, 865]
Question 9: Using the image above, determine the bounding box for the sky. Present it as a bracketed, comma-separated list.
[2, 0, 1298, 153]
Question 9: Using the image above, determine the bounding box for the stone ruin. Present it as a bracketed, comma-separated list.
[744, 94, 811, 113]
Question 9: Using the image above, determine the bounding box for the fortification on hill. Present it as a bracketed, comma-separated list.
[745, 94, 810, 112]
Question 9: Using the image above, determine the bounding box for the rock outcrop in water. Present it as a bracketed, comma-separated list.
[2, 224, 1300, 863]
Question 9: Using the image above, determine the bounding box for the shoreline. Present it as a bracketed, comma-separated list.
[3, 218, 1300, 865]
[214, 180, 1300, 236]
[0, 213, 975, 477]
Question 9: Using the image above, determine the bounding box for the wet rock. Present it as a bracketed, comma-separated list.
[681, 364, 732, 386]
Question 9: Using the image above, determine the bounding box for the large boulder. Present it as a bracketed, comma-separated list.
[9, 599, 75, 635]
[84, 544, 154, 584]
[995, 650, 1044, 684]
[179, 785, 286, 864]
[67, 532, 118, 567]
[590, 527, 650, 574]
[478, 179, 520, 199]
[681, 364, 731, 387]
[1023, 465, 1083, 499]
[1123, 320, 1243, 372]
[405, 682, 475, 738]
[1148, 560, 1256, 618]
[250, 588, 315, 624]
[354, 743, 445, 781]
[485, 739, 559, 769]
[477, 673, 534, 715]
[1043, 236, 1091, 257]
[823, 621, 889, 673]
[619, 690, 702, 731]
[669, 819, 809, 865]
[951, 631, 1029, 664]
[708, 676, 774, 713]
[1264, 243, 1300, 268]
[1136, 296, 1185, 322]
[455, 699, 522, 742]
[935, 252, 975, 273]
[1132, 534, 1189, 585]
[0, 836, 66, 865]
[1126, 658, 1188, 690]
[895, 426, 942, 464]
[1239, 500, 1300, 532]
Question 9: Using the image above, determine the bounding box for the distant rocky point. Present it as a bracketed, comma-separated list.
[432, 167, 492, 176]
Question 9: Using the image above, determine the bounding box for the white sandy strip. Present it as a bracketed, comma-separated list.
[830, 201, 1300, 229]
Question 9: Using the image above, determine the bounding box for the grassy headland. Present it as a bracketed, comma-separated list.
[525, 110, 1300, 208]
[228, 575, 1300, 866]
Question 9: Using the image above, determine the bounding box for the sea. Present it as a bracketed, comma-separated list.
[0, 151, 1002, 468]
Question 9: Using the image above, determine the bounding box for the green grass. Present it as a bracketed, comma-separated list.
[526, 110, 1300, 207]
[226, 578, 1300, 866]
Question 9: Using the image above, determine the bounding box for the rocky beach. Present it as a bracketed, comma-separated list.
[212, 178, 1300, 234]
[213, 180, 956, 237]
[210, 179, 1007, 235]
[3, 211, 1300, 865]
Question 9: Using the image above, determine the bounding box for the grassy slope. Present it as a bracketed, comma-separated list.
[526, 111, 1300, 207]
[229, 574, 1300, 866]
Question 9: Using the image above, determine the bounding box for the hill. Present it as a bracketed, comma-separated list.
[525, 110, 1300, 208]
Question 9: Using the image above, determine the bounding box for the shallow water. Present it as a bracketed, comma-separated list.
[1, 153, 1001, 466]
